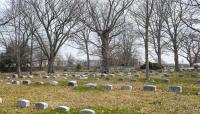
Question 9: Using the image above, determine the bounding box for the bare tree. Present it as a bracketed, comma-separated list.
[130, 0, 154, 80]
[71, 26, 91, 69]
[81, 0, 133, 73]
[164, 0, 185, 71]
[149, 0, 167, 65]
[180, 0, 200, 33]
[0, 0, 31, 76]
[27, 0, 82, 73]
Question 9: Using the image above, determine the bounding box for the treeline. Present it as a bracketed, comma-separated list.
[0, 0, 199, 80]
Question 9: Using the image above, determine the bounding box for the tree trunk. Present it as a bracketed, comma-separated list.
[145, 34, 150, 80]
[145, 2, 150, 80]
[29, 37, 33, 75]
[85, 40, 90, 70]
[39, 50, 43, 70]
[174, 46, 180, 72]
[16, 48, 21, 76]
[157, 32, 162, 65]
[101, 32, 109, 74]
[47, 57, 55, 74]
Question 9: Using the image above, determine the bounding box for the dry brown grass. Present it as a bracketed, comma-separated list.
[0, 74, 199, 114]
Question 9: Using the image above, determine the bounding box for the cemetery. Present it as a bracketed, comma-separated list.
[0, 0, 200, 114]
[0, 69, 199, 114]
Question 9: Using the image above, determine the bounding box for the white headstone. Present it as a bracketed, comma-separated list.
[11, 80, 20, 85]
[43, 76, 49, 79]
[35, 102, 48, 109]
[198, 92, 200, 96]
[80, 76, 88, 80]
[103, 84, 113, 91]
[16, 99, 30, 108]
[49, 81, 58, 86]
[80, 109, 95, 114]
[68, 81, 78, 87]
[35, 81, 44, 85]
[0, 98, 2, 103]
[12, 74, 18, 78]
[169, 86, 182, 93]
[56, 106, 70, 112]
[22, 80, 32, 85]
[28, 75, 33, 79]
[121, 85, 132, 91]
[20, 75, 27, 79]
[85, 83, 97, 88]
[161, 79, 170, 83]
[143, 85, 157, 91]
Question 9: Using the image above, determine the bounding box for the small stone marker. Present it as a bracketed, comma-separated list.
[0, 97, 2, 103]
[161, 79, 170, 83]
[196, 80, 200, 84]
[143, 85, 157, 91]
[197, 92, 200, 96]
[35, 102, 48, 109]
[80, 76, 88, 80]
[80, 109, 95, 114]
[43, 76, 49, 79]
[49, 81, 58, 86]
[85, 83, 97, 88]
[35, 81, 44, 85]
[148, 79, 155, 83]
[121, 85, 132, 91]
[16, 99, 30, 108]
[0, 80, 3, 83]
[52, 76, 57, 79]
[103, 84, 113, 90]
[169, 86, 182, 93]
[20, 75, 27, 79]
[56, 106, 70, 112]
[12, 74, 18, 78]
[11, 80, 20, 85]
[22, 80, 32, 85]
[28, 75, 33, 79]
[68, 81, 78, 87]
[163, 73, 170, 77]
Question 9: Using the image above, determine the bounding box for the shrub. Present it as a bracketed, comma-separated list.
[75, 64, 82, 71]
[140, 62, 164, 70]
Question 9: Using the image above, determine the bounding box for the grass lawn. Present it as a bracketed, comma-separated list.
[0, 72, 199, 114]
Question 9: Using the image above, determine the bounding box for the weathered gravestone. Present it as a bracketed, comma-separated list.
[12, 74, 18, 78]
[35, 81, 44, 85]
[35, 102, 48, 109]
[11, 80, 20, 85]
[0, 98, 2, 103]
[85, 83, 97, 88]
[49, 81, 58, 86]
[196, 80, 200, 84]
[102, 84, 113, 91]
[143, 85, 157, 91]
[16, 99, 30, 108]
[43, 76, 49, 79]
[169, 86, 182, 93]
[121, 85, 132, 91]
[27, 75, 33, 79]
[22, 80, 32, 85]
[56, 106, 70, 112]
[80, 109, 95, 114]
[161, 79, 170, 83]
[68, 81, 78, 87]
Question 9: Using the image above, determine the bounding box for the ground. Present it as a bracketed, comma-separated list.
[0, 71, 199, 114]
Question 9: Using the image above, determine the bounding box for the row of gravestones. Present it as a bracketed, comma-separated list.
[0, 98, 95, 114]
[9, 79, 200, 94]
